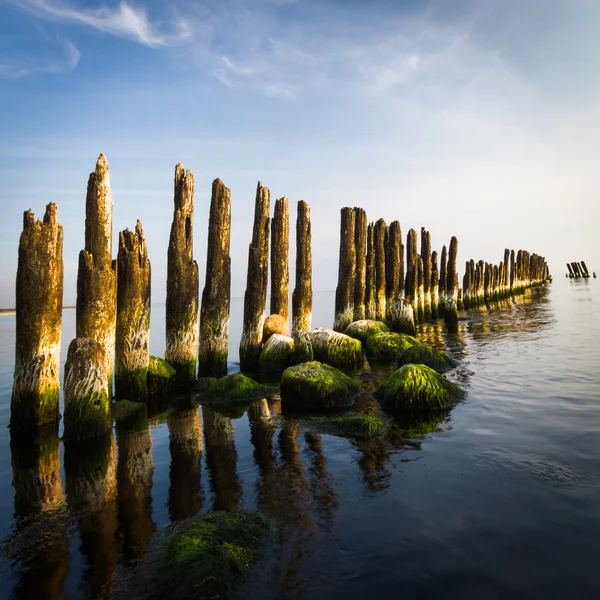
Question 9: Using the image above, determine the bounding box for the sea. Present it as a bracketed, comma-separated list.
[0, 281, 598, 599]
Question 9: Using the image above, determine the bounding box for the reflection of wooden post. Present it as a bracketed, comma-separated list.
[334, 207, 356, 331]
[115, 222, 151, 401]
[292, 201, 312, 332]
[12, 203, 63, 428]
[240, 182, 270, 373]
[374, 219, 387, 322]
[168, 406, 204, 521]
[365, 223, 376, 320]
[166, 164, 199, 384]
[353, 207, 367, 321]
[271, 197, 290, 323]
[198, 179, 231, 377]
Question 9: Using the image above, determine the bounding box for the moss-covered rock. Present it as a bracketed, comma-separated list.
[258, 334, 294, 376]
[307, 414, 386, 438]
[397, 345, 459, 373]
[310, 328, 362, 370]
[155, 511, 272, 600]
[263, 313, 289, 341]
[290, 330, 313, 365]
[376, 364, 463, 410]
[280, 361, 361, 410]
[365, 332, 421, 363]
[344, 320, 390, 345]
[200, 373, 272, 405]
[147, 356, 177, 397]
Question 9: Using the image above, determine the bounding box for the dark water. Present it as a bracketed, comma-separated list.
[0, 282, 599, 599]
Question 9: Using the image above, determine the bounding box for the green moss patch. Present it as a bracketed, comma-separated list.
[376, 364, 464, 411]
[307, 414, 386, 439]
[147, 356, 177, 397]
[310, 329, 362, 370]
[344, 320, 390, 345]
[280, 361, 361, 410]
[397, 345, 459, 373]
[366, 332, 421, 363]
[199, 374, 274, 417]
[64, 388, 111, 441]
[258, 334, 293, 376]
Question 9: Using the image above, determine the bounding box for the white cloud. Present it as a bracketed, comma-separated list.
[0, 38, 80, 78]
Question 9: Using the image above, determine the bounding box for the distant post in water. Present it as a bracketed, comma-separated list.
[444, 236, 459, 331]
[417, 255, 425, 321]
[76, 154, 118, 395]
[431, 251, 439, 318]
[115, 222, 151, 402]
[353, 208, 367, 322]
[421, 228, 432, 320]
[334, 207, 356, 332]
[240, 182, 270, 373]
[365, 223, 376, 320]
[292, 201, 312, 332]
[374, 219, 387, 322]
[438, 244, 447, 316]
[166, 164, 199, 385]
[11, 203, 63, 428]
[270, 197, 289, 327]
[385, 221, 402, 323]
[198, 178, 231, 377]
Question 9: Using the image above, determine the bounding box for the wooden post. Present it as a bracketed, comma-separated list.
[334, 207, 356, 332]
[417, 255, 425, 321]
[76, 154, 117, 395]
[581, 261, 590, 277]
[270, 197, 289, 325]
[406, 229, 418, 318]
[240, 182, 270, 373]
[439, 244, 447, 316]
[385, 221, 402, 323]
[11, 203, 63, 428]
[292, 200, 312, 332]
[365, 223, 376, 320]
[115, 221, 151, 402]
[374, 219, 387, 322]
[166, 164, 199, 385]
[431, 251, 439, 318]
[198, 178, 231, 378]
[421, 228, 432, 319]
[353, 207, 367, 322]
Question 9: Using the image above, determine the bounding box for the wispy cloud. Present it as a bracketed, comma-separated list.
[5, 0, 187, 46]
[0, 38, 79, 78]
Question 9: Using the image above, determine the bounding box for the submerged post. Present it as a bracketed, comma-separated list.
[334, 207, 356, 331]
[353, 208, 367, 322]
[240, 182, 270, 373]
[292, 201, 312, 332]
[270, 197, 289, 327]
[165, 164, 199, 385]
[76, 154, 117, 395]
[198, 178, 231, 378]
[11, 203, 63, 428]
[365, 223, 376, 320]
[421, 228, 432, 320]
[374, 219, 387, 322]
[115, 222, 151, 402]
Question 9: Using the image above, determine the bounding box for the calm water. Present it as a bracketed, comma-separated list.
[0, 282, 599, 599]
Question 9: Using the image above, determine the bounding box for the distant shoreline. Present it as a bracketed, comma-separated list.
[0, 306, 76, 316]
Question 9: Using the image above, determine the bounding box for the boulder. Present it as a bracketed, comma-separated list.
[280, 361, 361, 410]
[397, 345, 459, 373]
[365, 332, 421, 362]
[376, 364, 463, 410]
[344, 319, 390, 345]
[258, 334, 294, 375]
[310, 328, 362, 370]
[263, 314, 289, 341]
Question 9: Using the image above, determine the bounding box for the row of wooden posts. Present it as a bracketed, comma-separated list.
[566, 261, 595, 278]
[333, 208, 550, 335]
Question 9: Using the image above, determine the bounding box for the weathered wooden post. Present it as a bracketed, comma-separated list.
[438, 245, 447, 317]
[11, 203, 63, 429]
[385, 220, 402, 322]
[421, 228, 432, 320]
[576, 261, 586, 279]
[510, 250, 516, 291]
[166, 164, 199, 385]
[581, 261, 590, 278]
[365, 223, 376, 320]
[444, 236, 459, 331]
[462, 261, 471, 309]
[406, 229, 418, 318]
[417, 255, 425, 321]
[240, 182, 270, 373]
[64, 338, 111, 440]
[354, 207, 367, 322]
[431, 251, 439, 318]
[76, 154, 118, 395]
[270, 197, 289, 328]
[115, 222, 151, 402]
[334, 207, 356, 331]
[374, 219, 387, 322]
[503, 249, 510, 298]
[198, 179, 231, 377]
[292, 200, 312, 332]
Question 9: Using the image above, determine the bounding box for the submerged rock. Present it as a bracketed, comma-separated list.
[258, 333, 294, 375]
[147, 356, 176, 397]
[263, 313, 289, 341]
[200, 373, 272, 404]
[310, 328, 362, 370]
[397, 345, 459, 373]
[307, 414, 386, 439]
[280, 361, 361, 410]
[377, 364, 463, 410]
[344, 320, 390, 345]
[365, 332, 421, 362]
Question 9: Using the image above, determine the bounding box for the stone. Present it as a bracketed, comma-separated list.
[310, 328, 362, 370]
[344, 319, 390, 345]
[258, 334, 294, 376]
[263, 313, 289, 340]
[147, 356, 177, 397]
[365, 332, 421, 363]
[397, 344, 459, 373]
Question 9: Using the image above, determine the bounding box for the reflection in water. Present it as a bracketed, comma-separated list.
[9, 424, 69, 600]
[64, 434, 119, 600]
[202, 406, 243, 511]
[304, 433, 338, 527]
[116, 407, 155, 564]
[168, 405, 204, 521]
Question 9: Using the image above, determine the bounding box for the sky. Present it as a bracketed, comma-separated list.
[1, 0, 599, 308]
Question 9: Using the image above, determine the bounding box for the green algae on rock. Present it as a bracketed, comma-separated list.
[344, 319, 390, 345]
[200, 373, 272, 406]
[397, 345, 459, 373]
[365, 332, 421, 363]
[310, 328, 362, 370]
[258, 334, 294, 376]
[377, 364, 463, 410]
[147, 356, 177, 397]
[280, 361, 361, 410]
[307, 414, 386, 439]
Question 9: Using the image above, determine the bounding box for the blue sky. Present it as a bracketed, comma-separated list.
[1, 0, 599, 307]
